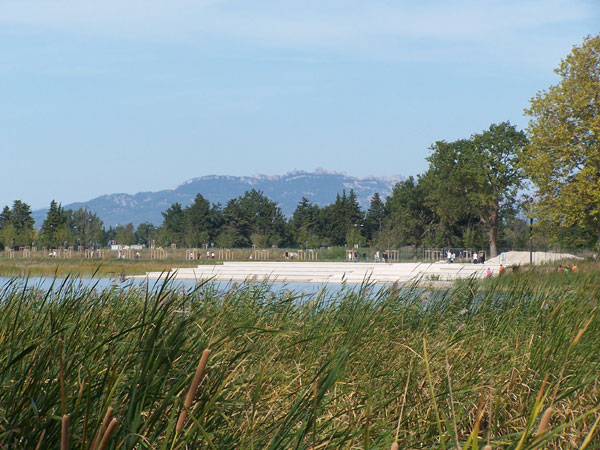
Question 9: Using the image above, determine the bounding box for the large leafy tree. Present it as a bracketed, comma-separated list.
[523, 34, 600, 247]
[424, 122, 527, 257]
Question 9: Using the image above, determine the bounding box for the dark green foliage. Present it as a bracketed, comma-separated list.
[364, 193, 386, 242]
[182, 194, 223, 248]
[385, 177, 434, 248]
[39, 200, 68, 248]
[221, 189, 287, 248]
[0, 200, 35, 249]
[159, 196, 224, 248]
[290, 197, 321, 248]
[160, 202, 185, 246]
[135, 222, 158, 247]
[319, 190, 364, 246]
[39, 205, 104, 249]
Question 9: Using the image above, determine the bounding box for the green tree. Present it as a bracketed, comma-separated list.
[0, 206, 12, 250]
[1, 201, 35, 249]
[523, 34, 600, 248]
[135, 222, 158, 247]
[216, 225, 242, 248]
[290, 197, 321, 248]
[160, 203, 185, 246]
[222, 189, 286, 248]
[39, 200, 68, 248]
[385, 177, 433, 248]
[424, 122, 527, 257]
[182, 194, 221, 248]
[69, 208, 103, 248]
[364, 193, 387, 243]
[0, 206, 10, 230]
[115, 223, 136, 245]
[319, 190, 364, 246]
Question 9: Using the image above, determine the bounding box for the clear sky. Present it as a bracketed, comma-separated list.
[2, 0, 599, 209]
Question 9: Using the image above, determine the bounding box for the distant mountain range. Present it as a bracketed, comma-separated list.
[32, 170, 403, 227]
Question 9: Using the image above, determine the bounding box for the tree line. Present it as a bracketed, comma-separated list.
[0, 170, 583, 258]
[1, 34, 598, 257]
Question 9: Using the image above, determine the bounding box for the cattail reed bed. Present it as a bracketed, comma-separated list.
[0, 271, 599, 448]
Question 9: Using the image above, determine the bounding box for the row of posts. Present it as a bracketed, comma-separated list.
[186, 249, 318, 261]
[3, 247, 480, 262]
[0, 246, 320, 261]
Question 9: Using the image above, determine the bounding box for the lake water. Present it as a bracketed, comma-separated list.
[0, 276, 377, 296]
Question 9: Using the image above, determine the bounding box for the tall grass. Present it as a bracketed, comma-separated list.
[1, 270, 599, 448]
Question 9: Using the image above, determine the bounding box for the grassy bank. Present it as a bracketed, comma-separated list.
[1, 271, 599, 448]
[0, 257, 216, 278]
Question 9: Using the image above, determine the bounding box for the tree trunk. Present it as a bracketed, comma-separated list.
[488, 208, 499, 258]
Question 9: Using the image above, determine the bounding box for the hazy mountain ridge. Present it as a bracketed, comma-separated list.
[32, 171, 403, 227]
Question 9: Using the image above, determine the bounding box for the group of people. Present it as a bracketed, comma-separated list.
[373, 250, 389, 263]
[446, 250, 486, 264]
[188, 251, 216, 260]
[346, 250, 390, 263]
[558, 264, 578, 273]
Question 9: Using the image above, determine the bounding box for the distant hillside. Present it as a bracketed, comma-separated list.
[32, 170, 403, 227]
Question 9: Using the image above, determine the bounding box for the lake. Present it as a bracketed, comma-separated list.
[0, 275, 380, 296]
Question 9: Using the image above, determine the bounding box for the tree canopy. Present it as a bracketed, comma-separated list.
[0, 200, 35, 249]
[523, 34, 600, 247]
[423, 122, 527, 257]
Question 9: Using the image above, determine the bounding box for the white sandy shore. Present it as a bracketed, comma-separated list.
[136, 261, 497, 284]
[135, 251, 581, 284]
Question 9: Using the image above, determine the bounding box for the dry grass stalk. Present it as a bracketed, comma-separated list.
[59, 340, 66, 417]
[536, 407, 553, 436]
[395, 360, 412, 443]
[176, 348, 211, 433]
[34, 429, 46, 450]
[91, 406, 114, 450]
[61, 414, 69, 450]
[573, 314, 594, 346]
[97, 418, 118, 450]
[535, 373, 549, 405]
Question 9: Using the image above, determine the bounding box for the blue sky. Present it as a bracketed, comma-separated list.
[1, 0, 599, 209]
